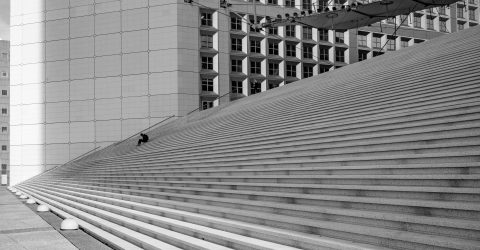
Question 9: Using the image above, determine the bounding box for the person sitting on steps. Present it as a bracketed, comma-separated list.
[137, 133, 149, 146]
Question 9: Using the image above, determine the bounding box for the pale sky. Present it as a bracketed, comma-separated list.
[0, 0, 9, 40]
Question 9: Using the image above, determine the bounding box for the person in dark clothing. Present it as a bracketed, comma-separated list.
[137, 133, 149, 146]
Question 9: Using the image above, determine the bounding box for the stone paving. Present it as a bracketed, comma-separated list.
[0, 187, 78, 250]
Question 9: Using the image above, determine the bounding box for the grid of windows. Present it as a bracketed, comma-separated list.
[202, 56, 213, 70]
[319, 46, 329, 61]
[231, 59, 242, 72]
[286, 25, 296, 37]
[303, 26, 312, 40]
[250, 60, 261, 74]
[231, 81, 243, 93]
[268, 41, 279, 55]
[286, 63, 296, 77]
[201, 35, 213, 48]
[201, 12, 213, 26]
[268, 62, 279, 76]
[201, 78, 214, 91]
[231, 37, 242, 51]
[303, 45, 313, 59]
[231, 16, 242, 30]
[303, 65, 313, 78]
[286, 43, 296, 57]
[250, 40, 261, 53]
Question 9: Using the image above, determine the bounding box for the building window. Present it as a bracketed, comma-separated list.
[285, 0, 295, 8]
[231, 81, 243, 94]
[286, 25, 296, 37]
[267, 0, 278, 4]
[268, 62, 279, 76]
[372, 34, 382, 48]
[440, 19, 447, 32]
[268, 41, 279, 55]
[0, 72, 6, 77]
[302, 0, 312, 10]
[319, 29, 328, 41]
[250, 60, 261, 74]
[373, 51, 384, 57]
[426, 16, 434, 30]
[358, 50, 368, 61]
[1, 127, 6, 132]
[400, 14, 409, 26]
[202, 56, 213, 70]
[303, 45, 313, 59]
[303, 26, 312, 40]
[414, 15, 422, 28]
[1, 90, 6, 96]
[202, 101, 213, 110]
[201, 12, 213, 26]
[458, 22, 465, 30]
[335, 31, 345, 43]
[469, 8, 476, 20]
[1, 164, 6, 175]
[286, 43, 296, 57]
[268, 26, 278, 35]
[250, 80, 262, 94]
[250, 40, 261, 53]
[231, 16, 242, 30]
[438, 6, 446, 15]
[1, 108, 7, 115]
[231, 37, 242, 51]
[457, 6, 464, 18]
[201, 78, 214, 92]
[303, 65, 313, 78]
[387, 36, 396, 51]
[357, 33, 367, 47]
[319, 46, 329, 61]
[401, 38, 410, 48]
[319, 65, 331, 74]
[1, 145, 6, 151]
[286, 63, 296, 77]
[231, 59, 242, 72]
[335, 48, 345, 62]
[414, 39, 425, 44]
[201, 35, 213, 48]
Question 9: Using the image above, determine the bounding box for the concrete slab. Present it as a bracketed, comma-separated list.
[0, 188, 78, 250]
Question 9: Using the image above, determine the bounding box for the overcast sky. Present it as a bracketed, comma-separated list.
[0, 0, 9, 40]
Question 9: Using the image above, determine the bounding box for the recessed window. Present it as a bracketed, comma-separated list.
[268, 41, 279, 55]
[231, 59, 242, 72]
[268, 26, 278, 35]
[303, 65, 313, 78]
[373, 51, 384, 57]
[303, 45, 313, 59]
[302, 0, 312, 10]
[439, 19, 447, 32]
[387, 36, 396, 51]
[201, 12, 213, 26]
[268, 62, 279, 76]
[231, 37, 243, 51]
[250, 40, 261, 53]
[1, 145, 6, 151]
[303, 26, 312, 40]
[358, 50, 368, 61]
[286, 63, 296, 77]
[286, 43, 296, 57]
[201, 78, 214, 92]
[285, 0, 295, 8]
[469, 8, 476, 20]
[458, 22, 465, 30]
[401, 38, 410, 48]
[335, 48, 345, 62]
[201, 56, 213, 70]
[286, 25, 296, 37]
[319, 65, 331, 74]
[250, 60, 261, 74]
[231, 81, 243, 94]
[250, 80, 262, 95]
[372, 34, 382, 48]
[335, 30, 345, 44]
[201, 35, 213, 48]
[426, 16, 434, 30]
[267, 0, 278, 4]
[202, 101, 213, 110]
[0, 72, 6, 77]
[231, 16, 242, 30]
[414, 15, 422, 28]
[319, 46, 329, 61]
[1, 108, 7, 115]
[319, 29, 329, 41]
[1, 127, 6, 132]
[1, 164, 6, 174]
[357, 33, 367, 47]
[1, 90, 6, 96]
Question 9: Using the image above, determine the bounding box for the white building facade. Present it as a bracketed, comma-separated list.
[9, 0, 479, 184]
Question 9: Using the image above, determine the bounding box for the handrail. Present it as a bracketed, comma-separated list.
[116, 114, 176, 145]
[187, 92, 232, 115]
[45, 146, 102, 173]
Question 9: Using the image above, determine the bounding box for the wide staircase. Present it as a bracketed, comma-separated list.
[14, 27, 480, 250]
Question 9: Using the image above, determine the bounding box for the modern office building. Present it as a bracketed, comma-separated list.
[9, 0, 479, 185]
[0, 40, 9, 185]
